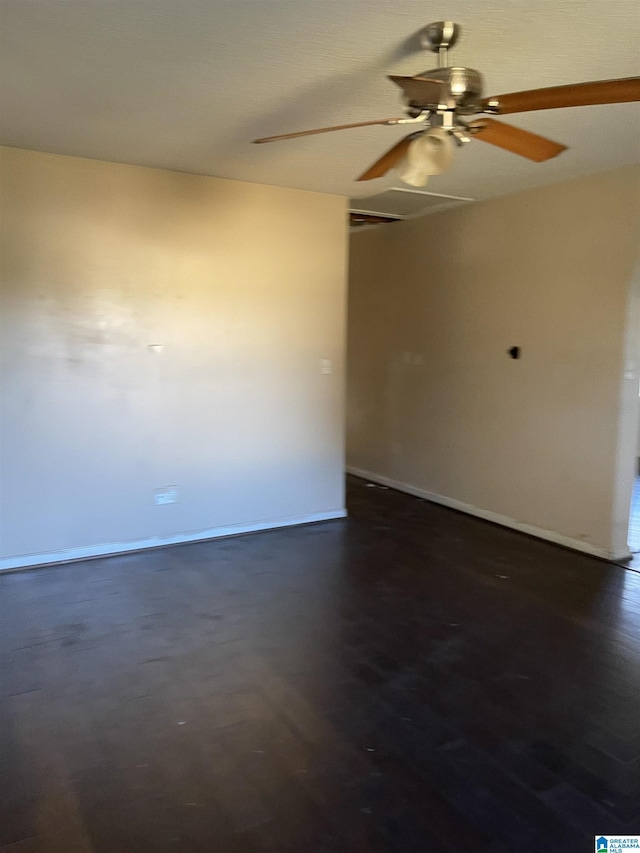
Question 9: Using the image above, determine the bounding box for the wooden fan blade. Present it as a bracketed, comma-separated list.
[253, 117, 404, 143]
[481, 77, 640, 115]
[356, 133, 418, 181]
[388, 75, 446, 108]
[469, 118, 567, 162]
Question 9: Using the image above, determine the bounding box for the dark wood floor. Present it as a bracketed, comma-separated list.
[2, 476, 640, 853]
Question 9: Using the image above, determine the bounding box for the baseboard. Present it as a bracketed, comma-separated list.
[346, 466, 624, 562]
[0, 508, 348, 572]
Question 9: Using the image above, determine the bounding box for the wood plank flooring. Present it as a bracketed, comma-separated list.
[2, 475, 639, 852]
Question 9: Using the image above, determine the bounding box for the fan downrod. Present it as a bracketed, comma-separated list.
[420, 21, 460, 67]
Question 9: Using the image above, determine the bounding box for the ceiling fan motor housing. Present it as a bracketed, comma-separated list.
[417, 67, 484, 114]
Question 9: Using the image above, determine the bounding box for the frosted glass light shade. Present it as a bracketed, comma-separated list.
[398, 128, 454, 187]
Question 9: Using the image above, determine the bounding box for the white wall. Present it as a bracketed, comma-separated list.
[0, 146, 348, 569]
[347, 166, 640, 560]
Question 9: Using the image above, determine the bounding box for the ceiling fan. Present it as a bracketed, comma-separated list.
[253, 21, 640, 186]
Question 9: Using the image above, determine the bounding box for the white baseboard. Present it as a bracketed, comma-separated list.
[346, 466, 628, 562]
[0, 508, 348, 572]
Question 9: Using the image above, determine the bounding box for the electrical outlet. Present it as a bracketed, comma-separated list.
[155, 487, 178, 505]
[319, 358, 332, 374]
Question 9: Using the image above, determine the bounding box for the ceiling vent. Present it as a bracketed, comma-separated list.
[349, 187, 473, 225]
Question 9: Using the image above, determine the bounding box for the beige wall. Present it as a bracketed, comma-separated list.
[0, 146, 347, 567]
[347, 166, 640, 559]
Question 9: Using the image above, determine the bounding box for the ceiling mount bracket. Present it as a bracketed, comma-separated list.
[420, 21, 460, 68]
[386, 111, 431, 127]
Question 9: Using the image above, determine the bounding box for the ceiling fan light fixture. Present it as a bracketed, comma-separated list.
[252, 19, 640, 184]
[397, 127, 454, 187]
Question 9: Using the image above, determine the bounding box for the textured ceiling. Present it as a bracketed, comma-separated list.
[1, 0, 638, 201]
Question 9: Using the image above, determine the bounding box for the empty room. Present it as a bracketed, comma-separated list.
[1, 2, 639, 852]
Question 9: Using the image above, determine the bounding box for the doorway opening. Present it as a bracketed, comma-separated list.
[612, 259, 640, 567]
[628, 474, 640, 567]
[625, 383, 640, 569]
